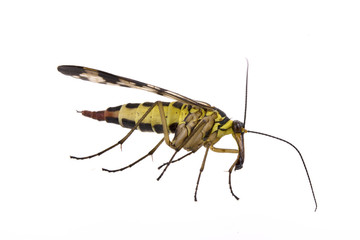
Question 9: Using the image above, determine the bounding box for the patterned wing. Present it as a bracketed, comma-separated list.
[58, 65, 214, 111]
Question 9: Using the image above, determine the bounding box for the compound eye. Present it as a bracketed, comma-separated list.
[232, 120, 244, 133]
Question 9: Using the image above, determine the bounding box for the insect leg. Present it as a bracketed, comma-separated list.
[194, 145, 210, 201]
[70, 141, 124, 160]
[71, 102, 160, 160]
[156, 120, 207, 181]
[210, 146, 238, 154]
[209, 144, 241, 199]
[158, 136, 234, 170]
[157, 152, 194, 170]
[156, 101, 172, 148]
[228, 160, 240, 200]
[102, 138, 165, 172]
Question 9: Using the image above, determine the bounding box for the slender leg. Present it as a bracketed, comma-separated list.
[210, 143, 241, 200]
[71, 141, 125, 160]
[210, 146, 238, 154]
[157, 152, 194, 170]
[194, 145, 210, 201]
[228, 160, 240, 200]
[102, 138, 165, 172]
[156, 150, 180, 181]
[156, 120, 207, 181]
[156, 102, 173, 148]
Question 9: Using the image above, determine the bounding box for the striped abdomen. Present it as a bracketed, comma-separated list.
[81, 101, 187, 133]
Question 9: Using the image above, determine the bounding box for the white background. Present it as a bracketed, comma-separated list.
[1, 1, 359, 239]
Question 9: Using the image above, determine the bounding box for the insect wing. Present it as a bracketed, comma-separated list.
[58, 65, 214, 111]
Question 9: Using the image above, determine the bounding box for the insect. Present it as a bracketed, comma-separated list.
[58, 61, 317, 211]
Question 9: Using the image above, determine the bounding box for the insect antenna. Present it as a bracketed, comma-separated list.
[246, 130, 318, 211]
[243, 58, 249, 127]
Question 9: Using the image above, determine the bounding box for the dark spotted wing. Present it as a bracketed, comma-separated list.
[58, 65, 214, 111]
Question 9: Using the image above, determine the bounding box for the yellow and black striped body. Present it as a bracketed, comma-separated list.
[106, 101, 184, 133]
[94, 101, 235, 152]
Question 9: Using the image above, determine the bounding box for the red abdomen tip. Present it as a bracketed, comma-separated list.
[80, 110, 105, 121]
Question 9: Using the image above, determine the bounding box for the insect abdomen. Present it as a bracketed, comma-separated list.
[119, 101, 185, 133]
[81, 101, 185, 133]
